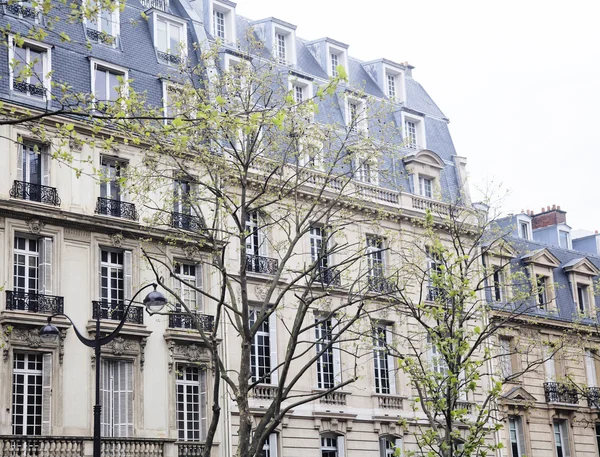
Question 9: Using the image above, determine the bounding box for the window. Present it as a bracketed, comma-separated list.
[387, 74, 396, 99]
[11, 42, 49, 98]
[559, 230, 570, 249]
[92, 62, 127, 109]
[6, 0, 40, 20]
[373, 325, 396, 395]
[14, 236, 39, 295]
[419, 176, 433, 198]
[293, 84, 304, 103]
[100, 157, 124, 202]
[174, 263, 200, 312]
[404, 120, 418, 149]
[519, 221, 530, 240]
[260, 434, 278, 457]
[12, 352, 51, 436]
[213, 9, 225, 39]
[349, 102, 358, 132]
[173, 180, 192, 217]
[310, 226, 328, 269]
[492, 267, 504, 302]
[347, 98, 367, 134]
[245, 211, 264, 258]
[379, 437, 398, 457]
[100, 359, 133, 437]
[429, 336, 448, 375]
[156, 17, 185, 63]
[249, 310, 275, 384]
[536, 275, 548, 309]
[164, 84, 186, 120]
[508, 416, 526, 457]
[100, 249, 128, 307]
[427, 249, 444, 301]
[276, 33, 286, 64]
[176, 365, 207, 442]
[321, 435, 344, 457]
[366, 236, 384, 280]
[499, 337, 513, 378]
[596, 423, 600, 455]
[87, 1, 119, 45]
[355, 159, 374, 183]
[330, 53, 339, 77]
[586, 350, 598, 388]
[577, 284, 589, 314]
[315, 317, 339, 389]
[553, 420, 571, 457]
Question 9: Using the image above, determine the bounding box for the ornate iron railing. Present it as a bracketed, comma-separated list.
[10, 181, 61, 206]
[85, 28, 114, 45]
[13, 81, 45, 97]
[171, 212, 204, 232]
[427, 286, 447, 302]
[176, 442, 204, 457]
[6, 2, 38, 19]
[367, 275, 395, 294]
[168, 313, 214, 332]
[157, 50, 182, 65]
[586, 387, 600, 408]
[0, 436, 84, 457]
[92, 301, 144, 325]
[95, 197, 138, 221]
[544, 382, 578, 404]
[139, 0, 169, 11]
[6, 291, 64, 314]
[245, 254, 278, 275]
[317, 267, 341, 287]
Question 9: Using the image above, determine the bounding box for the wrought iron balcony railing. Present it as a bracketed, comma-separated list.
[317, 267, 341, 287]
[544, 382, 578, 405]
[95, 197, 138, 221]
[427, 286, 448, 302]
[6, 291, 64, 314]
[10, 180, 61, 206]
[169, 313, 214, 332]
[367, 275, 395, 294]
[6, 2, 39, 19]
[13, 81, 45, 97]
[92, 300, 144, 325]
[85, 28, 115, 45]
[157, 50, 182, 65]
[171, 212, 204, 232]
[586, 387, 600, 408]
[245, 254, 278, 275]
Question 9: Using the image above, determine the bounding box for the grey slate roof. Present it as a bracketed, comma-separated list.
[0, 0, 464, 201]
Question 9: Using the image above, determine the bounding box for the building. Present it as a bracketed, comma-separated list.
[0, 0, 547, 456]
[491, 207, 600, 457]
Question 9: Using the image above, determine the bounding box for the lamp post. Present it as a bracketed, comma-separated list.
[39, 283, 167, 457]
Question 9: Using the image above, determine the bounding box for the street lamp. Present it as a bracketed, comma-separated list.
[39, 283, 167, 457]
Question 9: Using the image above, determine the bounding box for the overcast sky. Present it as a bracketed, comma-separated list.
[236, 0, 600, 232]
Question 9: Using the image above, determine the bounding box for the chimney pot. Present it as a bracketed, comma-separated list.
[552, 204, 556, 210]
[596, 230, 598, 234]
[557, 205, 561, 210]
[541, 207, 545, 213]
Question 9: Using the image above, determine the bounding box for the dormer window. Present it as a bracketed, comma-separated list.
[330, 52, 339, 77]
[9, 37, 51, 100]
[559, 230, 570, 249]
[346, 96, 366, 134]
[85, 0, 119, 47]
[210, 1, 235, 44]
[520, 222, 529, 240]
[419, 176, 433, 198]
[276, 33, 286, 64]
[152, 13, 187, 65]
[293, 84, 303, 103]
[383, 66, 405, 102]
[387, 74, 396, 99]
[402, 112, 425, 150]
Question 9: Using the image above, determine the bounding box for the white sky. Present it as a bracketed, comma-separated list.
[236, 0, 600, 232]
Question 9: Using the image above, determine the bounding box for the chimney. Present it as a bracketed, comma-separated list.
[532, 205, 567, 230]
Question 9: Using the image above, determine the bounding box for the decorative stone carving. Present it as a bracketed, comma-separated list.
[184, 245, 198, 260]
[110, 233, 124, 248]
[90, 335, 143, 369]
[59, 329, 67, 365]
[255, 285, 268, 301]
[69, 138, 83, 152]
[3, 327, 60, 362]
[167, 340, 210, 372]
[28, 219, 44, 234]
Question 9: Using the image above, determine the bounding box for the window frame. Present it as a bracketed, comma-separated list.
[175, 364, 207, 442]
[85, 0, 120, 46]
[8, 36, 52, 101]
[315, 316, 341, 389]
[401, 112, 426, 150]
[508, 415, 526, 457]
[373, 324, 396, 395]
[553, 419, 571, 457]
[326, 42, 348, 78]
[153, 12, 187, 64]
[100, 358, 134, 438]
[12, 351, 45, 436]
[90, 59, 128, 109]
[366, 235, 385, 279]
[210, 0, 236, 44]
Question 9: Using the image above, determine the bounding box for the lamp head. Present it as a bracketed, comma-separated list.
[144, 284, 167, 313]
[39, 320, 60, 343]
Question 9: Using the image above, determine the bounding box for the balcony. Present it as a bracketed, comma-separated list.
[245, 254, 278, 275]
[176, 442, 205, 457]
[157, 50, 182, 65]
[0, 436, 174, 457]
[85, 28, 115, 45]
[318, 390, 348, 406]
[544, 382, 578, 405]
[168, 313, 214, 332]
[13, 81, 45, 98]
[171, 212, 204, 232]
[95, 198, 138, 221]
[92, 301, 144, 325]
[6, 291, 64, 314]
[374, 393, 403, 409]
[317, 267, 341, 287]
[6, 2, 39, 19]
[367, 275, 395, 294]
[10, 181, 61, 206]
[139, 0, 169, 11]
[586, 387, 600, 408]
[427, 286, 447, 302]
[251, 384, 278, 400]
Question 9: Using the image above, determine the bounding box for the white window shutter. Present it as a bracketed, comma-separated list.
[258, 218, 267, 256]
[562, 422, 571, 457]
[125, 361, 134, 437]
[379, 437, 386, 457]
[337, 435, 345, 457]
[124, 251, 133, 301]
[114, 360, 133, 437]
[269, 433, 278, 457]
[16, 143, 24, 182]
[41, 151, 50, 186]
[39, 237, 53, 295]
[269, 311, 278, 384]
[586, 350, 597, 387]
[195, 263, 203, 313]
[41, 353, 52, 436]
[385, 327, 396, 395]
[332, 317, 341, 385]
[545, 350, 556, 382]
[100, 359, 111, 437]
[516, 417, 526, 457]
[199, 368, 208, 441]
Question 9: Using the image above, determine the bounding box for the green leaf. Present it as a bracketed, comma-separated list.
[336, 65, 348, 81]
[172, 117, 184, 128]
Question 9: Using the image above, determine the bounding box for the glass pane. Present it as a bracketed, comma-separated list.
[95, 69, 107, 101]
[157, 20, 167, 51]
[109, 72, 120, 101]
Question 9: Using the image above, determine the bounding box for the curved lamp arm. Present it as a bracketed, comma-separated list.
[44, 283, 158, 348]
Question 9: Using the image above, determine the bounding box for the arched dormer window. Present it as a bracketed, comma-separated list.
[403, 149, 444, 199]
